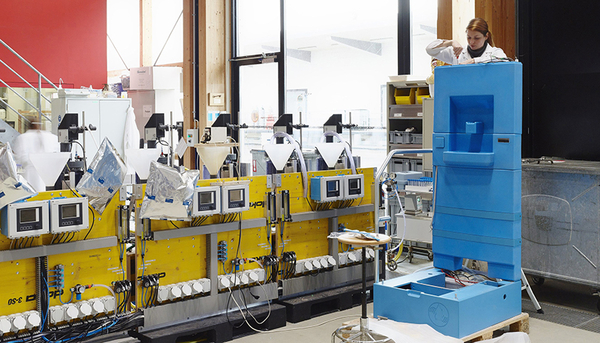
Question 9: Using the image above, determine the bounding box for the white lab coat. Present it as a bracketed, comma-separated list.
[426, 39, 507, 65]
[12, 130, 60, 192]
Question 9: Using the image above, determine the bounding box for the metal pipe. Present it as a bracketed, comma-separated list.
[348, 111, 353, 149]
[154, 10, 183, 66]
[298, 111, 303, 148]
[170, 111, 174, 167]
[0, 38, 58, 89]
[0, 78, 51, 121]
[38, 74, 42, 122]
[0, 97, 31, 124]
[374, 149, 432, 283]
[0, 58, 52, 104]
[361, 246, 367, 319]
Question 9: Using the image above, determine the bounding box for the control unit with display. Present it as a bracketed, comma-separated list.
[343, 174, 364, 200]
[192, 186, 221, 216]
[310, 175, 344, 202]
[221, 182, 250, 214]
[50, 197, 89, 233]
[1, 200, 50, 239]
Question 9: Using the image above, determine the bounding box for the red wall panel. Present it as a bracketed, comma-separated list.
[0, 0, 107, 89]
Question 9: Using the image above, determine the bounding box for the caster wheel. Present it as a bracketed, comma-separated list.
[387, 260, 397, 271]
[532, 277, 545, 286]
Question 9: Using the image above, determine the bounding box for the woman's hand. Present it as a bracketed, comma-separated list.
[451, 41, 463, 57]
[459, 58, 475, 65]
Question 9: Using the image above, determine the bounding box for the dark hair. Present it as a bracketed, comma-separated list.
[466, 18, 493, 46]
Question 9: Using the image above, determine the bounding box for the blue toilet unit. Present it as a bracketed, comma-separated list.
[374, 62, 523, 338]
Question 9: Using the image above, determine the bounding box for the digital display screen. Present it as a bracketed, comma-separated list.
[199, 192, 214, 205]
[326, 180, 340, 197]
[229, 189, 243, 202]
[349, 179, 360, 190]
[19, 208, 38, 224]
[61, 204, 79, 219]
[327, 180, 338, 192]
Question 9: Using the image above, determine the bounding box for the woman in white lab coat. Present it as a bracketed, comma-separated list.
[12, 123, 60, 192]
[426, 18, 507, 65]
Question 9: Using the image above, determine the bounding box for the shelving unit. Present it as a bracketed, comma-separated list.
[386, 79, 430, 173]
[386, 79, 434, 260]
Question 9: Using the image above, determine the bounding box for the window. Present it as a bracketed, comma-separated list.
[285, 0, 398, 168]
[410, 0, 438, 77]
[233, 0, 435, 169]
[238, 63, 279, 162]
[107, 0, 140, 72]
[236, 0, 280, 56]
[152, 0, 183, 65]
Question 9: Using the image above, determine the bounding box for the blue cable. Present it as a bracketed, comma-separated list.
[58, 290, 71, 305]
[41, 277, 49, 333]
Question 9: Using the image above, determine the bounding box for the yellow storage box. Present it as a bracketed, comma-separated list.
[416, 87, 430, 104]
[394, 87, 416, 105]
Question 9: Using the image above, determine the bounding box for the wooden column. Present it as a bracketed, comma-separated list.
[140, 0, 153, 67]
[437, 0, 514, 60]
[475, 0, 516, 59]
[183, 0, 195, 167]
[438, 0, 453, 40]
[182, 0, 230, 169]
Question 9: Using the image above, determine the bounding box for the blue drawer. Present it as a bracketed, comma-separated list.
[373, 269, 522, 338]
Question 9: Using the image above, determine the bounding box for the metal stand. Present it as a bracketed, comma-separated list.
[332, 246, 392, 343]
[521, 268, 543, 313]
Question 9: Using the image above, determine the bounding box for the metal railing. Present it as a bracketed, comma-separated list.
[0, 38, 58, 124]
[374, 148, 433, 283]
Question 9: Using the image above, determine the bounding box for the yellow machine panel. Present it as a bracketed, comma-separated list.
[0, 189, 127, 318]
[133, 168, 375, 301]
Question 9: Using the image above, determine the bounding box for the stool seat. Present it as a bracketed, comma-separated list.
[337, 232, 391, 247]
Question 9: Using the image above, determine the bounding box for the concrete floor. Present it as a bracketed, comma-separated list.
[100, 257, 600, 343]
[229, 257, 600, 342]
[229, 303, 600, 343]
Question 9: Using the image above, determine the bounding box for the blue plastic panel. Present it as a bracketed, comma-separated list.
[433, 212, 521, 240]
[433, 134, 521, 170]
[373, 269, 522, 338]
[434, 167, 521, 214]
[434, 63, 522, 135]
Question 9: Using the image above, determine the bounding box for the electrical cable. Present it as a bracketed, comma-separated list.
[305, 197, 314, 211]
[58, 289, 73, 305]
[118, 241, 126, 281]
[83, 206, 95, 240]
[72, 140, 87, 171]
[387, 186, 407, 254]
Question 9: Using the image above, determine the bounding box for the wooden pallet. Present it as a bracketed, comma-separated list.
[462, 312, 529, 342]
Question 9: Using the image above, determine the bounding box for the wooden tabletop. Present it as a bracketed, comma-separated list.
[337, 232, 391, 247]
